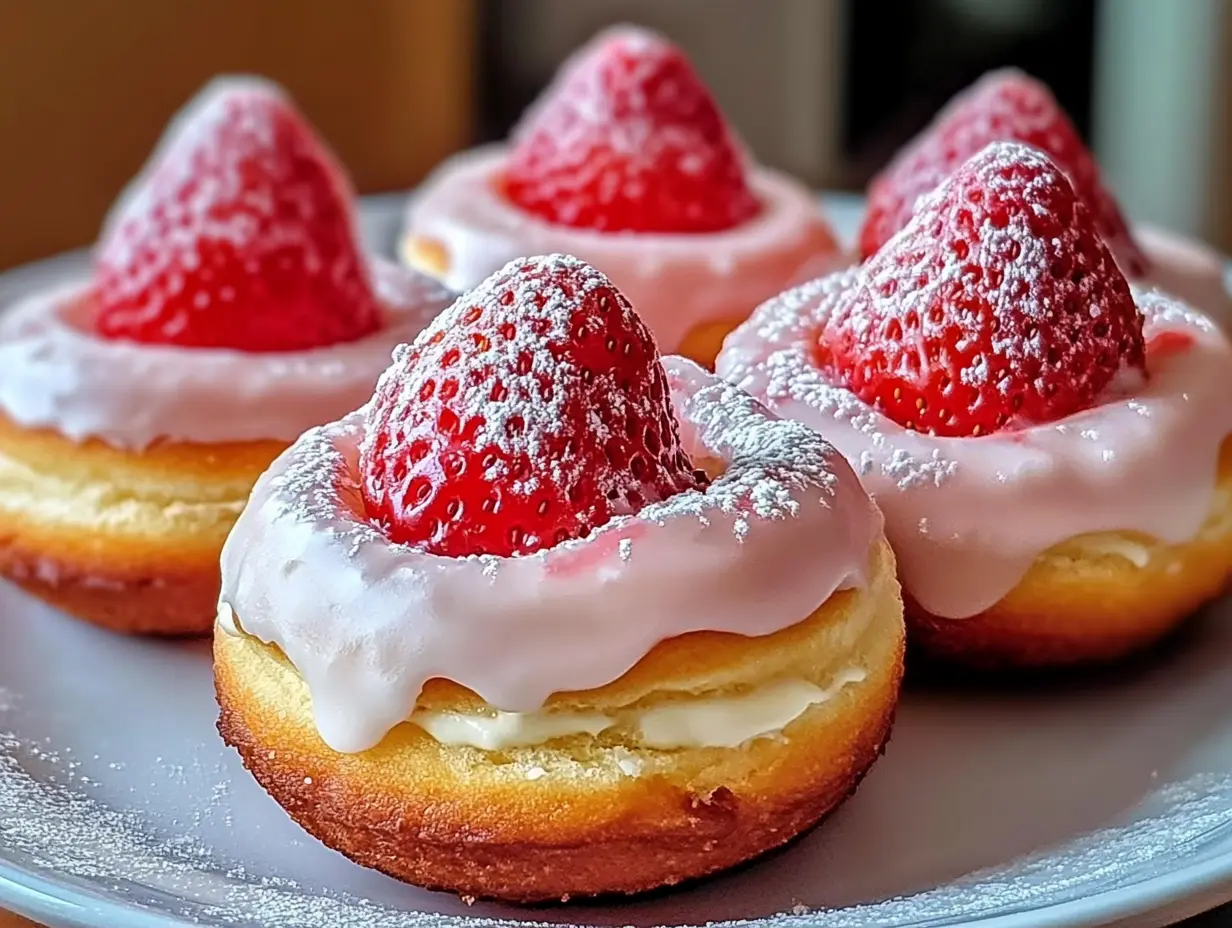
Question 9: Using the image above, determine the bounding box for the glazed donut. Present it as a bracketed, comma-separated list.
[0, 263, 449, 635]
[0, 413, 279, 635]
[719, 144, 1232, 669]
[0, 77, 454, 634]
[215, 542, 902, 901]
[906, 441, 1232, 666]
[399, 27, 843, 369]
[215, 256, 904, 901]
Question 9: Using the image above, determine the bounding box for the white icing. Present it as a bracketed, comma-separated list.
[718, 274, 1232, 619]
[407, 670, 866, 751]
[1138, 223, 1232, 330]
[401, 146, 844, 352]
[0, 260, 453, 449]
[219, 358, 881, 753]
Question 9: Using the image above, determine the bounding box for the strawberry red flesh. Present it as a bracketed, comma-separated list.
[361, 254, 706, 557]
[504, 27, 760, 234]
[860, 69, 1146, 277]
[94, 79, 382, 352]
[820, 142, 1146, 438]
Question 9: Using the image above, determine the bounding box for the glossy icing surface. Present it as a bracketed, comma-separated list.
[402, 146, 843, 352]
[0, 260, 452, 449]
[219, 358, 882, 753]
[718, 272, 1232, 618]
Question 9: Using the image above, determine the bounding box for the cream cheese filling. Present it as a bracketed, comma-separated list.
[408, 669, 867, 751]
[1065, 534, 1154, 568]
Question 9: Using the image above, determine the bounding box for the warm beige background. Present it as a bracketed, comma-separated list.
[0, 0, 476, 268]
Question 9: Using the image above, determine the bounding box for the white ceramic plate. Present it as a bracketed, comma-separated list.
[2, 196, 1232, 928]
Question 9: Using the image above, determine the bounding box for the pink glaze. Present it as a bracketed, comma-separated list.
[217, 358, 882, 754]
[718, 271, 1232, 619]
[401, 146, 843, 353]
[0, 260, 453, 449]
[1137, 224, 1232, 330]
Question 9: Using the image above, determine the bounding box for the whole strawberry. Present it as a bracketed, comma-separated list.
[94, 78, 382, 352]
[819, 142, 1145, 438]
[860, 69, 1145, 276]
[504, 26, 760, 234]
[361, 254, 705, 557]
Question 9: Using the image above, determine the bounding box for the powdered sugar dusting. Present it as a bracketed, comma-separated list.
[221, 357, 880, 753]
[94, 76, 381, 351]
[718, 248, 1232, 619]
[722, 266, 958, 493]
[367, 256, 613, 497]
[864, 146, 1055, 368]
[862, 68, 1145, 275]
[399, 255, 611, 485]
[1135, 283, 1221, 333]
[825, 141, 1145, 436]
[2, 721, 1232, 926]
[100, 77, 351, 293]
[505, 25, 759, 233]
[639, 374, 844, 526]
[359, 254, 702, 557]
[515, 25, 728, 179]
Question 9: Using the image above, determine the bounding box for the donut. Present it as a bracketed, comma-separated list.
[0, 78, 452, 633]
[399, 26, 843, 369]
[215, 255, 904, 900]
[719, 143, 1232, 668]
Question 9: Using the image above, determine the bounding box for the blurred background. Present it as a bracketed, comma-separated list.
[0, 0, 1228, 268]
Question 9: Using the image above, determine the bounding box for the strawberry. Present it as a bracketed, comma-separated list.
[503, 26, 760, 234]
[860, 69, 1146, 277]
[360, 254, 705, 557]
[818, 142, 1145, 438]
[93, 78, 382, 352]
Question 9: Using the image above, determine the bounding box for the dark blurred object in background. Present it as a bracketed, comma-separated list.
[0, 0, 1228, 267]
[844, 0, 1096, 182]
[478, 0, 1097, 188]
[477, 0, 1231, 251]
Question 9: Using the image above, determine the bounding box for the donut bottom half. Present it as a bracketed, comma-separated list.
[215, 541, 904, 902]
[0, 413, 282, 635]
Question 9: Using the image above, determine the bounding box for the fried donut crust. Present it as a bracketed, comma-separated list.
[215, 541, 904, 902]
[908, 439, 1232, 668]
[0, 413, 281, 634]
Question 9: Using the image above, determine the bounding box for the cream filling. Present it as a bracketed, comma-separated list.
[407, 669, 867, 751]
[412, 708, 613, 751]
[218, 359, 881, 754]
[1066, 534, 1154, 568]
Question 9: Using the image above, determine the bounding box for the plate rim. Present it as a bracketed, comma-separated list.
[1, 816, 1231, 928]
